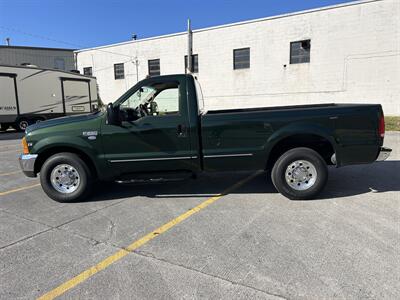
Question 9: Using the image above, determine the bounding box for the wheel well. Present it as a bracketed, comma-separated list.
[266, 134, 335, 169]
[34, 147, 98, 178]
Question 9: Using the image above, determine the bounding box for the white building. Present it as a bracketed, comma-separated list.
[76, 0, 400, 115]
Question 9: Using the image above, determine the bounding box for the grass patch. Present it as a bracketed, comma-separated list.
[386, 116, 400, 131]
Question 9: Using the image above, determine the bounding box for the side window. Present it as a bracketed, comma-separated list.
[119, 81, 180, 117]
[153, 87, 179, 115]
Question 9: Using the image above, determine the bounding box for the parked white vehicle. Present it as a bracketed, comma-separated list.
[0, 65, 99, 131]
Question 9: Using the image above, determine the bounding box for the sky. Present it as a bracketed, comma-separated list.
[0, 0, 355, 50]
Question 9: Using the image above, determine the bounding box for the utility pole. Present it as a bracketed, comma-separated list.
[187, 19, 193, 74]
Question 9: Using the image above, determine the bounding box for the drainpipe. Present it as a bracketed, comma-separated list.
[187, 19, 193, 74]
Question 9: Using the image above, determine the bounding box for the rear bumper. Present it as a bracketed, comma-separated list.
[19, 154, 38, 177]
[376, 147, 392, 161]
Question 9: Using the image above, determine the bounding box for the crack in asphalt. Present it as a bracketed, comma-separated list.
[0, 198, 126, 250]
[132, 250, 288, 300]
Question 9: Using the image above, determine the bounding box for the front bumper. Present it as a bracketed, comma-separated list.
[376, 147, 392, 161]
[19, 154, 38, 177]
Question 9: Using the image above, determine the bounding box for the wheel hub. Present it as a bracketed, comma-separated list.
[285, 160, 317, 191]
[50, 164, 80, 194]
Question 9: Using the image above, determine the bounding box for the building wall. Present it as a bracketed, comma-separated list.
[76, 0, 400, 115]
[0, 47, 75, 71]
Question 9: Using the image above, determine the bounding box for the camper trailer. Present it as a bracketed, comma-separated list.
[0, 65, 99, 131]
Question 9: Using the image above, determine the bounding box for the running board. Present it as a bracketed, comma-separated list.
[115, 171, 195, 184]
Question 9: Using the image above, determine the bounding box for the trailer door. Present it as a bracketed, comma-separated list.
[0, 74, 18, 123]
[62, 79, 92, 114]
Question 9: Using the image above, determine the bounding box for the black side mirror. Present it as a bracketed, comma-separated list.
[106, 103, 121, 126]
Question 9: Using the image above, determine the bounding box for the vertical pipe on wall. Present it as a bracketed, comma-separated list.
[187, 19, 193, 74]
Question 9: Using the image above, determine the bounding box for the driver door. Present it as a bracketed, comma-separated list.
[101, 76, 195, 175]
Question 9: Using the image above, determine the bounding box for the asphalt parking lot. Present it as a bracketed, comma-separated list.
[0, 131, 399, 299]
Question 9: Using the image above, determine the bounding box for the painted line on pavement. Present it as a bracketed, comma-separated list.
[37, 170, 263, 300]
[0, 170, 21, 177]
[0, 183, 41, 196]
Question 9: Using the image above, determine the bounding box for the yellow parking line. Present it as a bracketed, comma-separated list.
[37, 170, 263, 300]
[0, 170, 21, 177]
[0, 183, 41, 196]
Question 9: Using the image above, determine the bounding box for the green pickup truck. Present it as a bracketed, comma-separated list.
[19, 74, 391, 202]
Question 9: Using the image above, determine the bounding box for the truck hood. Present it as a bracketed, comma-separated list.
[26, 112, 102, 134]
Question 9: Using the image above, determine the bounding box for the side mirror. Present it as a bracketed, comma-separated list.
[106, 103, 120, 126]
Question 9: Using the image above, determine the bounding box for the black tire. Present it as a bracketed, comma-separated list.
[271, 147, 328, 200]
[15, 118, 30, 132]
[40, 152, 93, 202]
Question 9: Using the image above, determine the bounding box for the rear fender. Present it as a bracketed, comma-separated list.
[264, 122, 338, 164]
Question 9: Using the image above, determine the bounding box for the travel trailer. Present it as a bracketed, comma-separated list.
[0, 65, 99, 131]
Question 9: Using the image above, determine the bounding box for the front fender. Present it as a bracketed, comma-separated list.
[30, 135, 108, 179]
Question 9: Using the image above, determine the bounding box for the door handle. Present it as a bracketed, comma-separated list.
[177, 124, 187, 137]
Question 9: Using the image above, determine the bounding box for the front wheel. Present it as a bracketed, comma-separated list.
[271, 147, 328, 200]
[40, 153, 93, 202]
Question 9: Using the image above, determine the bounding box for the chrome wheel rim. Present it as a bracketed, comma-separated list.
[50, 164, 80, 194]
[19, 120, 28, 130]
[285, 160, 317, 191]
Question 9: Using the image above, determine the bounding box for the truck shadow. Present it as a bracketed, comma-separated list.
[89, 161, 400, 202]
[0, 130, 24, 141]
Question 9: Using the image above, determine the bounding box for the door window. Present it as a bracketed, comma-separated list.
[119, 81, 180, 118]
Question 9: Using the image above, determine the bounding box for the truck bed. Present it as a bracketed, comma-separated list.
[200, 102, 383, 171]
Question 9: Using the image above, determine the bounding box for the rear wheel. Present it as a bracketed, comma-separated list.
[271, 147, 328, 200]
[40, 153, 93, 202]
[15, 118, 30, 132]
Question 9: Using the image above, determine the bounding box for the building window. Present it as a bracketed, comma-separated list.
[290, 40, 311, 64]
[114, 63, 125, 79]
[148, 59, 160, 77]
[83, 67, 92, 76]
[185, 54, 199, 73]
[54, 58, 65, 70]
[233, 48, 250, 70]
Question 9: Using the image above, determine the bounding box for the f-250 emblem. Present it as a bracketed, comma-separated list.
[82, 131, 98, 140]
